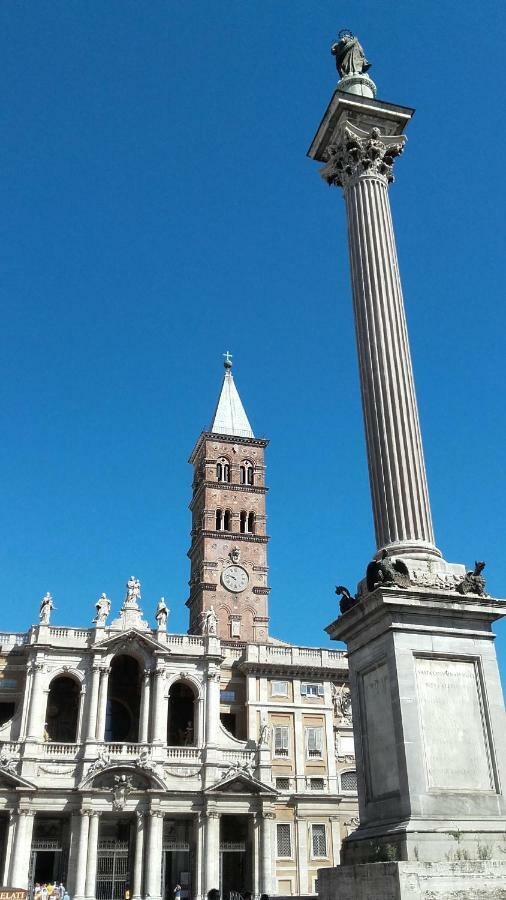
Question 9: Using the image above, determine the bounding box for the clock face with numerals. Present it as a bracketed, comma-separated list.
[222, 565, 249, 593]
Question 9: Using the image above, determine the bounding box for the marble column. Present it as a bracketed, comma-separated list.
[203, 812, 220, 894]
[151, 667, 166, 744]
[193, 813, 204, 900]
[260, 811, 275, 895]
[205, 669, 220, 746]
[139, 670, 151, 743]
[86, 665, 101, 741]
[319, 122, 440, 560]
[96, 668, 109, 741]
[329, 815, 342, 866]
[10, 810, 34, 888]
[85, 811, 100, 899]
[2, 813, 15, 885]
[145, 811, 163, 900]
[132, 811, 145, 900]
[26, 661, 46, 740]
[74, 811, 91, 900]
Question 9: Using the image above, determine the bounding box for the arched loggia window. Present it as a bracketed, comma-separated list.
[247, 512, 255, 533]
[216, 458, 230, 483]
[240, 511, 247, 533]
[224, 509, 231, 531]
[167, 681, 197, 746]
[105, 655, 141, 742]
[216, 508, 223, 530]
[240, 461, 254, 485]
[45, 676, 80, 742]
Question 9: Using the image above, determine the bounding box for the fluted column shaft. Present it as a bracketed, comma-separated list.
[343, 171, 438, 556]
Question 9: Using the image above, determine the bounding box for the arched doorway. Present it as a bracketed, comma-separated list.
[105, 655, 141, 742]
[45, 676, 80, 742]
[167, 682, 197, 746]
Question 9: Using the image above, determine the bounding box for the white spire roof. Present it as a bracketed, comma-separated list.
[210, 353, 254, 438]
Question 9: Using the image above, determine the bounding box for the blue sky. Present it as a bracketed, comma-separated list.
[1, 2, 505, 679]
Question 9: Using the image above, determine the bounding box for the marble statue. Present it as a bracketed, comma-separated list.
[93, 593, 111, 627]
[112, 773, 132, 811]
[39, 592, 55, 624]
[203, 606, 218, 636]
[126, 575, 141, 603]
[155, 597, 169, 631]
[456, 561, 487, 597]
[331, 31, 371, 78]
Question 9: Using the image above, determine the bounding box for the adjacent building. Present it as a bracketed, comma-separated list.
[0, 360, 357, 900]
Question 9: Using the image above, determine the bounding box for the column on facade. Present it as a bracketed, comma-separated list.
[74, 811, 91, 900]
[260, 810, 275, 895]
[96, 667, 110, 741]
[293, 694, 305, 794]
[151, 666, 167, 744]
[203, 812, 220, 895]
[132, 812, 145, 900]
[84, 812, 100, 899]
[2, 813, 16, 885]
[205, 669, 220, 746]
[145, 811, 163, 900]
[193, 813, 204, 900]
[296, 817, 308, 895]
[329, 816, 342, 866]
[251, 815, 260, 898]
[86, 665, 102, 741]
[10, 810, 35, 889]
[325, 127, 438, 558]
[26, 661, 46, 740]
[139, 669, 152, 743]
[324, 683, 338, 792]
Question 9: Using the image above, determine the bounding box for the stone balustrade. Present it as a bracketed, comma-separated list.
[242, 643, 347, 669]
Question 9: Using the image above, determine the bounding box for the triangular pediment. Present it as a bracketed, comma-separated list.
[0, 765, 36, 790]
[94, 629, 166, 655]
[206, 768, 277, 796]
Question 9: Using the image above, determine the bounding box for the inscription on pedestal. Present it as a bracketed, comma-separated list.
[416, 657, 494, 792]
[361, 661, 399, 799]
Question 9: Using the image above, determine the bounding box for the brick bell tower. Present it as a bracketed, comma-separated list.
[187, 353, 270, 641]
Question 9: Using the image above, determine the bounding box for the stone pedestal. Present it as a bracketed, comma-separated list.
[325, 588, 506, 866]
[317, 860, 506, 900]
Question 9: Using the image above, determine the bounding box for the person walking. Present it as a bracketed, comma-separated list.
[174, 884, 182, 900]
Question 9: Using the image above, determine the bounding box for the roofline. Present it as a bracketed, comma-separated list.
[189, 431, 269, 464]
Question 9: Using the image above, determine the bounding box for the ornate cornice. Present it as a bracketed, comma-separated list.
[190, 480, 268, 510]
[187, 530, 269, 558]
[320, 124, 405, 189]
[189, 432, 269, 464]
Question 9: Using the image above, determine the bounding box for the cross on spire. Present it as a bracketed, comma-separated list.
[223, 351, 233, 370]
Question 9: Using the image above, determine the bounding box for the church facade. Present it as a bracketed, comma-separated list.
[0, 361, 357, 900]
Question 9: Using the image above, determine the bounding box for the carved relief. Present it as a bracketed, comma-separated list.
[320, 124, 405, 189]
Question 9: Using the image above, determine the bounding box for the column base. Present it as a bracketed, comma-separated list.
[378, 539, 442, 561]
[317, 860, 506, 900]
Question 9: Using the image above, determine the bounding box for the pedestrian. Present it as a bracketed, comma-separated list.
[207, 891, 220, 900]
[33, 883, 41, 900]
[174, 885, 182, 900]
[41, 885, 48, 900]
[63, 890, 70, 900]
[260, 894, 270, 900]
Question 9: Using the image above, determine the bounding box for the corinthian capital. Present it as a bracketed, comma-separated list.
[320, 124, 405, 189]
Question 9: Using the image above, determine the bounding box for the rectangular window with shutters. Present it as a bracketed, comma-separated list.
[301, 682, 324, 698]
[276, 823, 292, 858]
[273, 725, 290, 757]
[311, 824, 327, 858]
[305, 726, 323, 759]
[309, 777, 325, 791]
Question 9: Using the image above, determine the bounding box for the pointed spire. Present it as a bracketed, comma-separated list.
[210, 352, 255, 438]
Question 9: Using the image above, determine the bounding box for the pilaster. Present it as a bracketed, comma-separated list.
[84, 811, 100, 899]
[203, 811, 220, 895]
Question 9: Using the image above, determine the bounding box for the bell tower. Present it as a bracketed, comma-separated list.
[187, 354, 270, 642]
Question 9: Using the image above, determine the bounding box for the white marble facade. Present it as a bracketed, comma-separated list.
[0, 597, 357, 900]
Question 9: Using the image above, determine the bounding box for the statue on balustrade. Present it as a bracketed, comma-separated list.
[155, 597, 169, 631]
[93, 593, 111, 627]
[39, 592, 55, 624]
[203, 605, 218, 635]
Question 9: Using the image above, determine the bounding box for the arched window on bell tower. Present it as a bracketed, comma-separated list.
[224, 509, 231, 531]
[240, 460, 254, 485]
[216, 457, 230, 483]
[240, 511, 247, 533]
[216, 508, 223, 530]
[247, 512, 255, 533]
